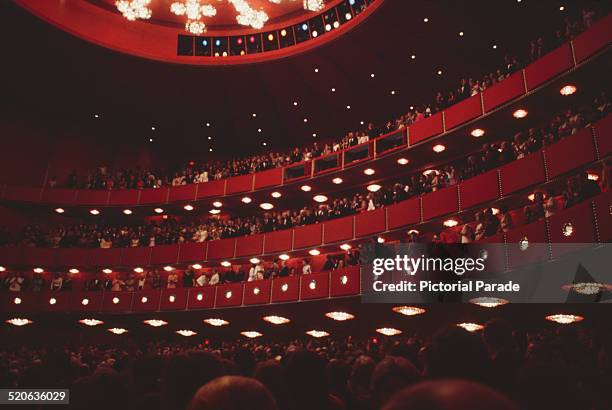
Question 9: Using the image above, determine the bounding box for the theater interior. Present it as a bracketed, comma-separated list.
[0, 1, 610, 409]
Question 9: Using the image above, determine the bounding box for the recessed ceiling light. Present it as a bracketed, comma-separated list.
[184, 204, 194, 211]
[154, 208, 164, 214]
[346, 105, 351, 109]
[433, 144, 446, 153]
[513, 109, 528, 119]
[241, 331, 263, 338]
[293, 101, 298, 106]
[331, 88, 336, 92]
[340, 243, 351, 251]
[377, 237, 385, 243]
[220, 261, 232, 267]
[149, 138, 154, 142]
[545, 314, 584, 324]
[241, 196, 252, 204]
[492, 44, 497, 49]
[79, 318, 104, 327]
[303, 118, 308, 122]
[271, 191, 282, 198]
[69, 268, 79, 274]
[134, 267, 144, 273]
[469, 297, 509, 308]
[279, 254, 290, 261]
[423, 17, 429, 22]
[151, 126, 156, 131]
[391, 90, 396, 95]
[309, 249, 320, 256]
[260, 203, 274, 210]
[392, 306, 426, 316]
[437, 70, 443, 75]
[191, 264, 202, 269]
[204, 318, 229, 327]
[459, 31, 464, 36]
[301, 185, 312, 192]
[123, 209, 132, 215]
[263, 316, 291, 325]
[33, 268, 44, 273]
[306, 330, 330, 338]
[360, 121, 364, 125]
[313, 195, 328, 203]
[208, 136, 212, 140]
[252, 113, 257, 117]
[364, 168, 375, 176]
[332, 177, 343, 184]
[312, 133, 317, 137]
[376, 327, 402, 336]
[325, 312, 355, 321]
[249, 257, 261, 264]
[176, 330, 197, 337]
[559, 6, 565, 11]
[143, 319, 167, 327]
[314, 68, 319, 73]
[411, 54, 416, 59]
[0, 266, 5, 272]
[471, 128, 485, 137]
[89, 209, 100, 215]
[94, 114, 100, 118]
[108, 327, 127, 335]
[163, 266, 174, 272]
[397, 158, 409, 165]
[457, 323, 484, 332]
[370, 73, 375, 78]
[257, 128, 262, 133]
[209, 209, 221, 215]
[55, 208, 65, 214]
[206, 122, 210, 127]
[560, 85, 577, 96]
[367, 184, 382, 192]
[102, 268, 113, 274]
[213, 201, 223, 208]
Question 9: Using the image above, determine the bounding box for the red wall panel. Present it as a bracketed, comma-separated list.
[387, 198, 421, 230]
[549, 200, 596, 258]
[41, 189, 76, 205]
[254, 168, 283, 190]
[56, 248, 92, 268]
[506, 220, 548, 270]
[244, 280, 272, 305]
[235, 234, 264, 257]
[330, 267, 360, 297]
[139, 187, 168, 205]
[168, 184, 197, 202]
[483, 71, 525, 112]
[92, 248, 122, 267]
[23, 247, 58, 267]
[178, 242, 207, 263]
[187, 287, 215, 309]
[196, 180, 225, 199]
[215, 283, 243, 307]
[594, 115, 611, 158]
[300, 273, 329, 300]
[207, 238, 235, 260]
[444, 94, 482, 130]
[409, 112, 444, 145]
[524, 44, 573, 91]
[74, 190, 110, 206]
[460, 170, 499, 210]
[4, 186, 42, 203]
[0, 247, 23, 266]
[120, 247, 152, 267]
[422, 185, 458, 221]
[545, 128, 595, 179]
[102, 291, 134, 312]
[132, 290, 162, 312]
[271, 276, 300, 303]
[572, 14, 612, 63]
[160, 288, 188, 310]
[226, 175, 253, 194]
[150, 244, 179, 265]
[500, 151, 545, 196]
[293, 224, 322, 249]
[323, 216, 354, 244]
[355, 208, 386, 238]
[108, 189, 139, 206]
[264, 230, 292, 253]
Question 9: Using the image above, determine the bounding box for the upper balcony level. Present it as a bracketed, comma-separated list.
[0, 14, 610, 211]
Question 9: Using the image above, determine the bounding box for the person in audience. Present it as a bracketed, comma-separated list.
[188, 376, 279, 410]
[302, 259, 312, 275]
[50, 273, 63, 291]
[209, 270, 220, 286]
[167, 271, 179, 289]
[196, 271, 209, 287]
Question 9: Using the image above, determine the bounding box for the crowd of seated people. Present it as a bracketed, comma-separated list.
[0, 318, 610, 410]
[53, 7, 608, 191]
[12, 97, 610, 250]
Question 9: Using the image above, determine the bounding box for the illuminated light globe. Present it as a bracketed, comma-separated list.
[14, 297, 22, 305]
[306, 330, 330, 338]
[304, 0, 325, 12]
[469, 297, 509, 308]
[262, 316, 291, 325]
[545, 314, 584, 324]
[376, 327, 402, 336]
[176, 329, 197, 337]
[116, 0, 152, 21]
[457, 323, 484, 332]
[309, 280, 317, 290]
[560, 85, 577, 96]
[241, 331, 263, 338]
[562, 223, 574, 237]
[392, 306, 426, 316]
[143, 319, 168, 327]
[204, 318, 229, 327]
[6, 318, 32, 327]
[79, 318, 104, 327]
[325, 311, 355, 321]
[171, 0, 217, 34]
[108, 328, 128, 335]
[253, 287, 260, 295]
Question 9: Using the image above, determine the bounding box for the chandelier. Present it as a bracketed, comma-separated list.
[115, 0, 152, 21]
[116, 0, 327, 33]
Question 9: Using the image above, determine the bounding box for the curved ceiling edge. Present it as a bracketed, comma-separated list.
[14, 0, 385, 66]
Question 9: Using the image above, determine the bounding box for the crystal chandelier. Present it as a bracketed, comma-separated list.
[228, 0, 269, 30]
[115, 0, 152, 21]
[304, 0, 325, 12]
[171, 0, 218, 34]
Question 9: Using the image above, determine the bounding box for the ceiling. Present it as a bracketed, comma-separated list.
[93, 0, 313, 29]
[0, 0, 583, 167]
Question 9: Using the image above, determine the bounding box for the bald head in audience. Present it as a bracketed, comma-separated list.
[382, 379, 517, 410]
[188, 376, 278, 410]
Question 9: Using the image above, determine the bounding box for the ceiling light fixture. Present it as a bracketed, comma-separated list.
[469, 297, 509, 308]
[260, 202, 274, 210]
[306, 330, 330, 338]
[6, 318, 32, 327]
[204, 318, 229, 327]
[364, 168, 375, 176]
[367, 184, 382, 193]
[176, 329, 197, 337]
[271, 191, 282, 198]
[116, 0, 152, 21]
[513, 109, 528, 119]
[332, 177, 343, 184]
[457, 323, 484, 332]
[560, 85, 577, 96]
[108, 327, 128, 335]
[325, 311, 355, 321]
[262, 315, 290, 325]
[241, 331, 263, 338]
[376, 327, 402, 336]
[470, 128, 485, 137]
[397, 158, 409, 165]
[313, 195, 328, 203]
[392, 306, 426, 316]
[79, 318, 104, 327]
